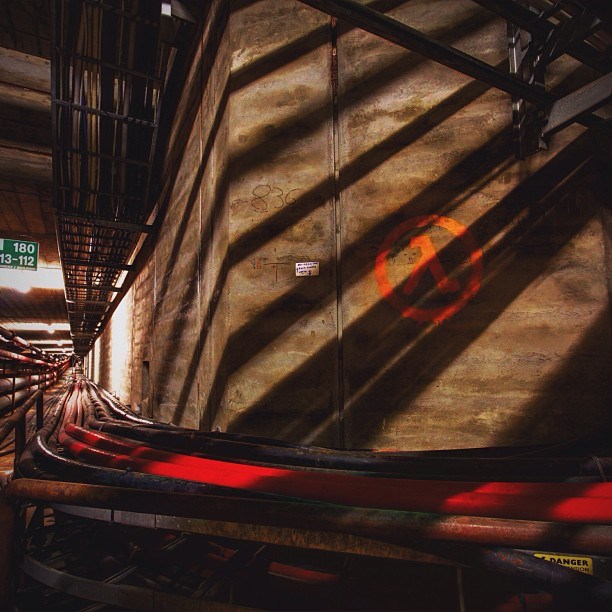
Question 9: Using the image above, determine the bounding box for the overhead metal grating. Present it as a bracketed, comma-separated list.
[52, 0, 176, 355]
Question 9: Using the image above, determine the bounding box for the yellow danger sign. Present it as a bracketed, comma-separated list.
[534, 553, 593, 575]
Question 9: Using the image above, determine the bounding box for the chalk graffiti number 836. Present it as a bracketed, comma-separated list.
[251, 184, 300, 212]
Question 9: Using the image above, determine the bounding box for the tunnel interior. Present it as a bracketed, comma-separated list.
[0, 0, 611, 610]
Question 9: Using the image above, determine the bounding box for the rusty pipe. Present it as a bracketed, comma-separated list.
[0, 387, 47, 417]
[0, 391, 43, 445]
[0, 375, 55, 395]
[0, 492, 14, 609]
[0, 349, 47, 366]
[6, 478, 612, 555]
[0, 325, 45, 356]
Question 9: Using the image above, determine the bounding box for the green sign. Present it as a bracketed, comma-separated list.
[0, 238, 39, 271]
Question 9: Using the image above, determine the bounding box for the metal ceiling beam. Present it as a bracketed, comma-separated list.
[58, 51, 163, 82]
[62, 259, 135, 271]
[66, 299, 114, 306]
[53, 146, 151, 167]
[473, 0, 609, 74]
[68, 305, 110, 312]
[297, 0, 603, 128]
[57, 212, 153, 234]
[64, 283, 122, 293]
[54, 99, 157, 127]
[543, 71, 612, 136]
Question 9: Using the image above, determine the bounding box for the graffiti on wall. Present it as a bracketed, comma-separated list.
[375, 215, 483, 324]
[250, 185, 301, 213]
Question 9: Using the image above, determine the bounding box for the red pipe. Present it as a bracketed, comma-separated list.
[7, 478, 612, 554]
[60, 423, 612, 523]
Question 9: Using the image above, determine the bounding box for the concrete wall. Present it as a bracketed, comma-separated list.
[90, 0, 611, 449]
[334, 1, 610, 449]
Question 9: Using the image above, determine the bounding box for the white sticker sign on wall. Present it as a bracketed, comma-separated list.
[296, 261, 319, 277]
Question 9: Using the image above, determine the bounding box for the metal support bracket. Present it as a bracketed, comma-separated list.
[543, 72, 612, 138]
[507, 2, 607, 159]
[507, 19, 548, 159]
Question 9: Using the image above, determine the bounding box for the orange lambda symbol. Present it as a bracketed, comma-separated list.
[375, 215, 483, 324]
[402, 235, 460, 296]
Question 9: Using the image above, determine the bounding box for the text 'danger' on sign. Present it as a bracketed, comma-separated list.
[533, 553, 593, 575]
[0, 238, 39, 271]
[375, 215, 483, 324]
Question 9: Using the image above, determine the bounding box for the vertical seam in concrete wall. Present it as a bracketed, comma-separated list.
[198, 24, 204, 430]
[130, 287, 135, 407]
[202, 0, 228, 431]
[601, 207, 612, 331]
[330, 17, 345, 449]
[153, 197, 158, 415]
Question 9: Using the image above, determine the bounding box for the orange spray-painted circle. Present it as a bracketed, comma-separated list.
[375, 215, 483, 324]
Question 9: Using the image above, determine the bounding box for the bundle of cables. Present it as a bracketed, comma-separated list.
[13, 375, 612, 607]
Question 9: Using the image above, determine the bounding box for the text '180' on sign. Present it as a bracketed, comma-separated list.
[0, 238, 39, 271]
